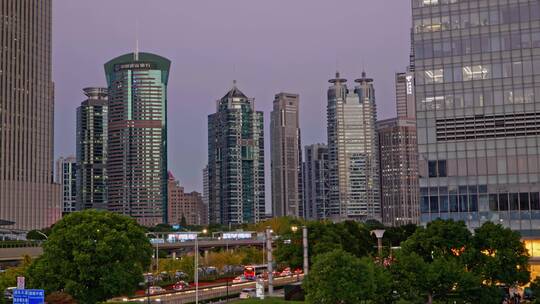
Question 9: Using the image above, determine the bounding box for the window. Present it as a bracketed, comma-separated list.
[424, 69, 444, 83]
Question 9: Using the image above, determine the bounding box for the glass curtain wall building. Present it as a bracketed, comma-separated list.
[327, 72, 381, 221]
[208, 82, 265, 224]
[55, 156, 77, 216]
[270, 93, 303, 218]
[412, 0, 540, 232]
[104, 52, 170, 226]
[303, 144, 330, 220]
[76, 87, 108, 210]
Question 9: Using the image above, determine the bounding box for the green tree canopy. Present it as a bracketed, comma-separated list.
[401, 219, 472, 261]
[27, 210, 152, 304]
[304, 249, 392, 304]
[468, 221, 530, 286]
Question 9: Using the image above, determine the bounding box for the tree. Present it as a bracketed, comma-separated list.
[0, 256, 32, 304]
[530, 276, 540, 303]
[393, 219, 503, 304]
[390, 251, 492, 304]
[401, 219, 472, 262]
[303, 249, 387, 304]
[468, 222, 530, 287]
[26, 210, 152, 304]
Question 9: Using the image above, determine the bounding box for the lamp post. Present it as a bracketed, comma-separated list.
[35, 230, 48, 240]
[302, 226, 308, 275]
[266, 227, 273, 296]
[195, 233, 199, 304]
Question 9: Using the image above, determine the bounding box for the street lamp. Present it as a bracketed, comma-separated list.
[371, 229, 385, 257]
[195, 232, 199, 304]
[35, 230, 48, 240]
[291, 225, 298, 233]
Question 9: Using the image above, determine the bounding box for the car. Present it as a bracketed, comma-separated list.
[148, 286, 165, 295]
[4, 287, 16, 300]
[293, 268, 303, 275]
[239, 288, 256, 299]
[233, 275, 247, 283]
[280, 267, 292, 276]
[172, 281, 189, 291]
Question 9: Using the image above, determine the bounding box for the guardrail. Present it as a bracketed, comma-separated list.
[0, 241, 42, 249]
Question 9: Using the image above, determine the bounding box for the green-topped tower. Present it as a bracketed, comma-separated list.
[104, 52, 170, 226]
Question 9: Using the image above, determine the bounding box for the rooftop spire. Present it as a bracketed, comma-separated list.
[328, 71, 347, 84]
[134, 20, 139, 61]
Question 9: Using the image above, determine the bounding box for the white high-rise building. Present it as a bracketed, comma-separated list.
[327, 71, 380, 221]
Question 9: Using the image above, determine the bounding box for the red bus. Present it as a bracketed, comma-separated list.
[243, 265, 267, 280]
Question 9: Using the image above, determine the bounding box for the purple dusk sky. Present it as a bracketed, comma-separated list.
[53, 0, 412, 194]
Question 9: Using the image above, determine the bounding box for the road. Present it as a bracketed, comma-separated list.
[123, 275, 303, 304]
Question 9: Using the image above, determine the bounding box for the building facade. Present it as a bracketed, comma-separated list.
[396, 72, 417, 119]
[303, 144, 329, 220]
[378, 119, 420, 226]
[76, 87, 108, 210]
[270, 93, 303, 218]
[167, 172, 208, 226]
[0, 0, 61, 230]
[207, 82, 265, 224]
[412, 0, 540, 232]
[55, 157, 78, 215]
[104, 52, 170, 226]
[327, 72, 380, 221]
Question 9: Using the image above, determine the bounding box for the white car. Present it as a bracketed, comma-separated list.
[232, 275, 247, 283]
[148, 286, 165, 295]
[239, 288, 256, 299]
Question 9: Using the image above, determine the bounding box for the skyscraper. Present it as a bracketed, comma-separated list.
[303, 144, 329, 220]
[208, 82, 265, 224]
[377, 70, 420, 227]
[412, 0, 540, 231]
[327, 72, 380, 221]
[270, 93, 303, 218]
[167, 172, 208, 226]
[104, 52, 170, 226]
[76, 87, 108, 210]
[55, 157, 78, 216]
[0, 0, 61, 230]
[377, 119, 419, 226]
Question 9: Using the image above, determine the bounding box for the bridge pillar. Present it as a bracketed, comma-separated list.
[204, 249, 209, 263]
[172, 251, 177, 260]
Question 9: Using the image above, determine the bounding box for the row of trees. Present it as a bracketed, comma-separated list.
[301, 220, 531, 304]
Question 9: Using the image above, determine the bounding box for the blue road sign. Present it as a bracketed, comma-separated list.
[13, 289, 45, 304]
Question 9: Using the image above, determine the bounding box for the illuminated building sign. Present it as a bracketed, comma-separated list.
[115, 62, 152, 71]
[406, 74, 414, 95]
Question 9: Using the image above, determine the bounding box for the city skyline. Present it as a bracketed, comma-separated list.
[52, 0, 412, 201]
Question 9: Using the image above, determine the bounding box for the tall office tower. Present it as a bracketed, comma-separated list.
[303, 144, 329, 220]
[395, 72, 417, 119]
[208, 82, 265, 224]
[104, 52, 170, 226]
[55, 157, 78, 215]
[377, 119, 419, 226]
[327, 72, 380, 221]
[76, 87, 108, 210]
[412, 0, 540, 231]
[167, 172, 208, 226]
[0, 0, 61, 230]
[270, 93, 303, 218]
